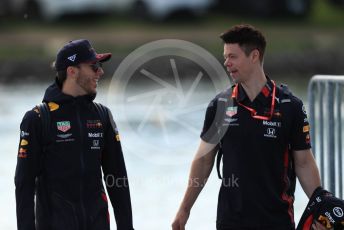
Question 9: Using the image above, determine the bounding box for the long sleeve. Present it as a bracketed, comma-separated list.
[101, 109, 134, 230]
[15, 109, 42, 230]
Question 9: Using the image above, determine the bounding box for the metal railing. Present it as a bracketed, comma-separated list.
[308, 75, 344, 199]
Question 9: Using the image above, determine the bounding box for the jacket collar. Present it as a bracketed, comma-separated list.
[42, 79, 96, 104]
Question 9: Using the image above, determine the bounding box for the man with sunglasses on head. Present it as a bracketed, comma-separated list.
[15, 39, 134, 230]
[173, 25, 326, 230]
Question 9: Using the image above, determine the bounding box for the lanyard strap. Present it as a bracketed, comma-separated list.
[231, 80, 276, 121]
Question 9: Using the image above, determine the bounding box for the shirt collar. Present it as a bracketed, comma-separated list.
[236, 76, 274, 106]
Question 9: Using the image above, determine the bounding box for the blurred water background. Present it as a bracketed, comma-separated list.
[1, 0, 344, 229]
[0, 79, 310, 230]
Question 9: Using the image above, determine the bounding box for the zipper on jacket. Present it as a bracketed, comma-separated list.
[76, 103, 87, 230]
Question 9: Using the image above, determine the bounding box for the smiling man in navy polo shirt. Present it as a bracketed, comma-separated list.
[172, 25, 326, 230]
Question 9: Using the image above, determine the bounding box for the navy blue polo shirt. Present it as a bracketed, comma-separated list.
[201, 78, 311, 229]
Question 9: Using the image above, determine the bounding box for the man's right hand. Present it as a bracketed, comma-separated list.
[172, 140, 217, 230]
[171, 209, 190, 230]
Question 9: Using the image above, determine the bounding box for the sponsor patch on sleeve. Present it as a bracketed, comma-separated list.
[306, 134, 311, 144]
[48, 102, 59, 111]
[18, 148, 28, 158]
[303, 125, 310, 133]
[20, 139, 29, 146]
[20, 130, 30, 138]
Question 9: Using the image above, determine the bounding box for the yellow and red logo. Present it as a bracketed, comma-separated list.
[20, 139, 28, 146]
[318, 215, 332, 229]
[303, 125, 310, 133]
[48, 102, 59, 111]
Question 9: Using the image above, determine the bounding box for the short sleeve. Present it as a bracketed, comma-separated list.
[290, 99, 311, 151]
[200, 98, 222, 144]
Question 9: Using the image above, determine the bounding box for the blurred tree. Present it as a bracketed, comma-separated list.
[213, 0, 313, 18]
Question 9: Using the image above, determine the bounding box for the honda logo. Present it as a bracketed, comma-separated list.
[93, 140, 99, 147]
[267, 128, 275, 135]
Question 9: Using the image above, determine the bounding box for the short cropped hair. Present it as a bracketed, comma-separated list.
[220, 24, 266, 62]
